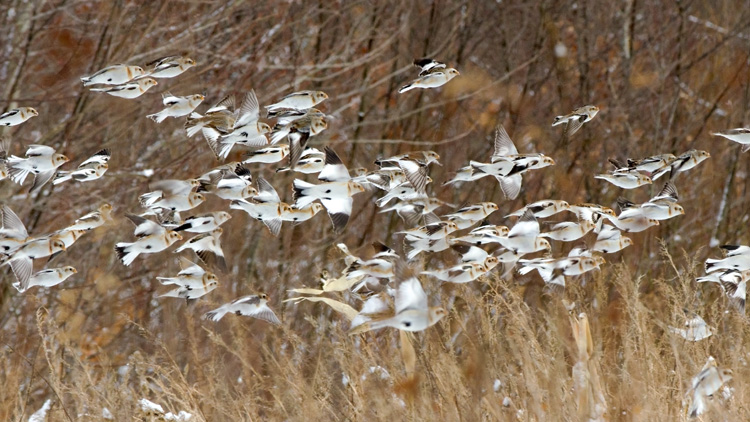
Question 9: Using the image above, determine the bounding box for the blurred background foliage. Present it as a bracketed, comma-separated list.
[2, 0, 750, 420]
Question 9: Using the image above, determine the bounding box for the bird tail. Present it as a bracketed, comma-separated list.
[147, 110, 168, 123]
[292, 179, 316, 207]
[398, 83, 414, 94]
[704, 259, 721, 272]
[203, 309, 227, 321]
[139, 191, 162, 208]
[270, 127, 290, 145]
[52, 172, 72, 185]
[156, 276, 179, 285]
[115, 243, 138, 266]
[185, 113, 205, 137]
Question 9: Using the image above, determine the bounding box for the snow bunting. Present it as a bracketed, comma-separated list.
[506, 200, 570, 218]
[204, 294, 281, 324]
[13, 266, 77, 293]
[198, 164, 257, 200]
[156, 257, 218, 290]
[114, 214, 182, 266]
[7, 145, 69, 191]
[591, 225, 632, 253]
[173, 211, 231, 233]
[144, 55, 196, 78]
[688, 356, 732, 418]
[540, 220, 596, 242]
[0, 107, 38, 126]
[80, 64, 144, 86]
[174, 228, 226, 272]
[552, 105, 599, 140]
[242, 145, 290, 164]
[89, 77, 157, 99]
[422, 256, 499, 284]
[230, 177, 291, 236]
[594, 170, 652, 189]
[53, 149, 110, 184]
[185, 94, 237, 137]
[398, 66, 459, 93]
[669, 312, 712, 342]
[350, 276, 445, 333]
[265, 90, 328, 115]
[293, 147, 365, 232]
[713, 128, 750, 152]
[280, 203, 325, 223]
[65, 204, 113, 231]
[147, 93, 204, 123]
[670, 150, 710, 179]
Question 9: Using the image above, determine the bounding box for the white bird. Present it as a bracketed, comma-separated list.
[7, 145, 70, 191]
[350, 276, 445, 333]
[173, 228, 226, 272]
[80, 64, 144, 86]
[713, 128, 750, 152]
[115, 214, 182, 266]
[156, 257, 218, 291]
[144, 56, 196, 78]
[0, 107, 38, 126]
[12, 266, 77, 292]
[89, 78, 157, 99]
[688, 356, 732, 418]
[53, 149, 110, 185]
[265, 90, 328, 115]
[203, 294, 281, 324]
[147, 93, 204, 123]
[292, 147, 365, 232]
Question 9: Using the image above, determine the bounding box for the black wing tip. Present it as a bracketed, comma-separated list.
[324, 146, 343, 166]
[330, 212, 350, 232]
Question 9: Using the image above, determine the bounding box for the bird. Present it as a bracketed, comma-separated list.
[230, 176, 291, 236]
[139, 179, 204, 214]
[173, 228, 227, 272]
[617, 182, 685, 221]
[670, 150, 710, 179]
[421, 256, 499, 284]
[704, 244, 750, 273]
[712, 128, 750, 152]
[280, 203, 325, 223]
[144, 55, 196, 78]
[265, 91, 328, 115]
[493, 209, 551, 254]
[687, 356, 732, 418]
[668, 312, 712, 342]
[12, 266, 77, 293]
[594, 170, 652, 189]
[0, 107, 38, 126]
[53, 149, 110, 185]
[185, 94, 237, 137]
[591, 225, 632, 254]
[398, 65, 459, 93]
[156, 257, 218, 291]
[271, 116, 328, 169]
[114, 214, 182, 266]
[242, 145, 290, 164]
[197, 163, 257, 201]
[350, 276, 445, 334]
[203, 294, 282, 324]
[506, 200, 571, 218]
[292, 147, 366, 232]
[203, 90, 271, 159]
[147, 93, 204, 123]
[65, 204, 114, 231]
[0, 206, 69, 288]
[276, 148, 326, 174]
[80, 64, 144, 86]
[173, 211, 231, 233]
[540, 220, 596, 242]
[7, 145, 70, 191]
[89, 77, 158, 99]
[552, 105, 599, 141]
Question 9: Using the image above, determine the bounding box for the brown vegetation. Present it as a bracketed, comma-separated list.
[1, 0, 750, 420]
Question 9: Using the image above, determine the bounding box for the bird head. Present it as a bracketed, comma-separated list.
[429, 307, 447, 324]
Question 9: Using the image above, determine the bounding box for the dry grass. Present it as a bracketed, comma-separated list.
[2, 1, 750, 420]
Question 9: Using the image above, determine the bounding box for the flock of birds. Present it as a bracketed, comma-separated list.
[0, 56, 745, 418]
